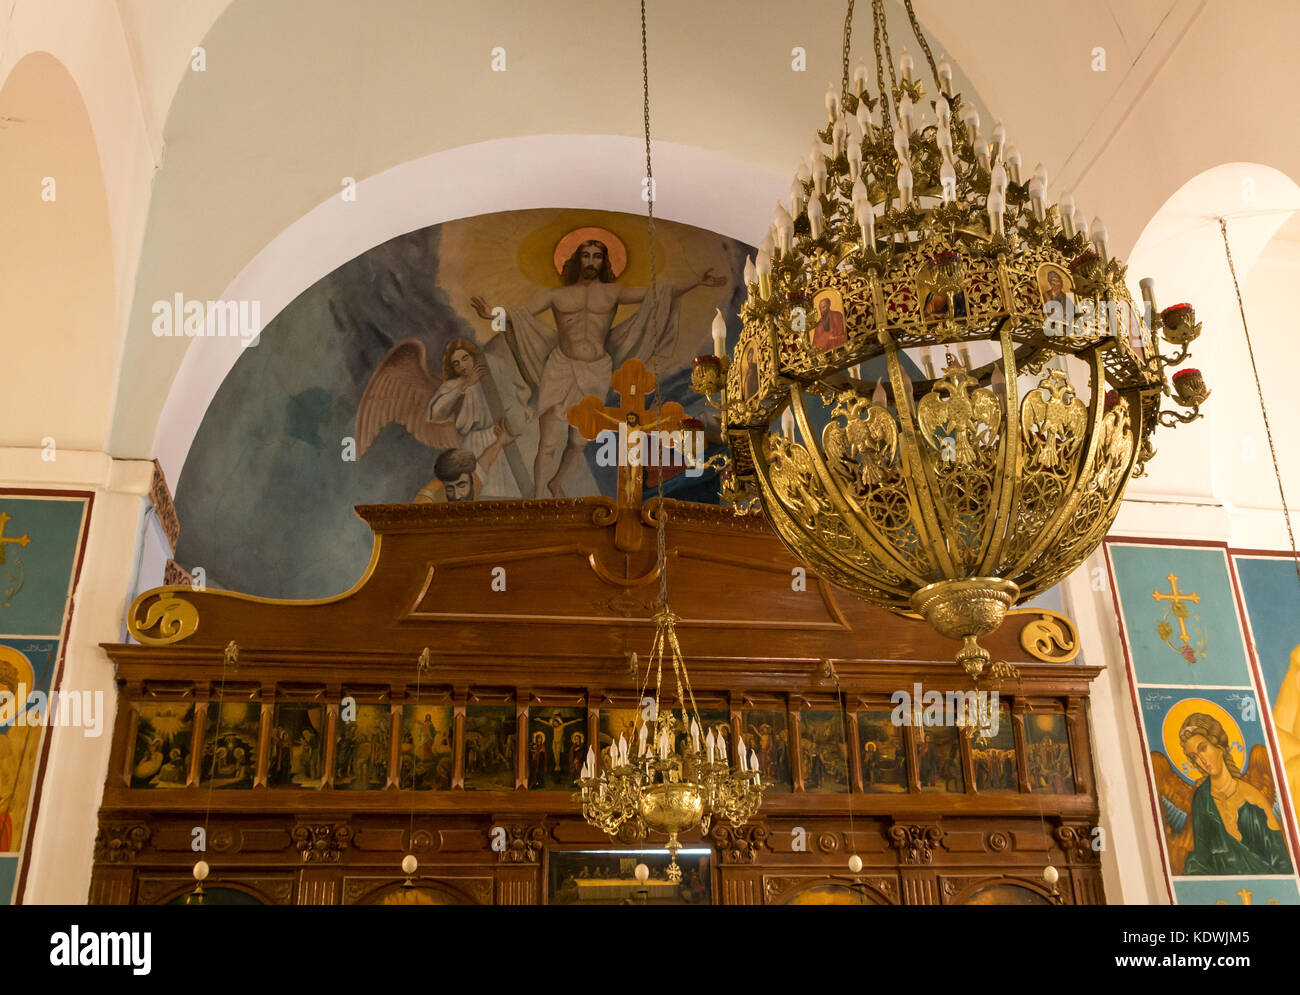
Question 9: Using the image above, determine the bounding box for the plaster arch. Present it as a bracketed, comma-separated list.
[0, 52, 117, 451]
[1117, 162, 1300, 547]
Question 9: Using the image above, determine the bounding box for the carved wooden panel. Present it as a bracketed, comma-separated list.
[96, 499, 1106, 905]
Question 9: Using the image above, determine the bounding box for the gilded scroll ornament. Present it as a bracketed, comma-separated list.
[127, 591, 200, 646]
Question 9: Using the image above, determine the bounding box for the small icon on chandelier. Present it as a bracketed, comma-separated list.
[1152, 573, 1207, 665]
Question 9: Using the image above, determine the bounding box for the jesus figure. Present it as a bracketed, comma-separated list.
[473, 239, 723, 497]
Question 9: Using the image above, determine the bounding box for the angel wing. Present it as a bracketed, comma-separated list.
[1150, 750, 1197, 875]
[1242, 744, 1279, 812]
[354, 340, 460, 456]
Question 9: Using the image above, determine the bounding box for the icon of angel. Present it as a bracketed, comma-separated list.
[1152, 710, 1293, 876]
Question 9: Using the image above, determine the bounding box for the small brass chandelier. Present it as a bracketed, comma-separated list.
[574, 602, 764, 880]
[692, 0, 1208, 677]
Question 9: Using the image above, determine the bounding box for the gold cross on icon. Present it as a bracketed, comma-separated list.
[0, 511, 31, 565]
[1151, 572, 1200, 642]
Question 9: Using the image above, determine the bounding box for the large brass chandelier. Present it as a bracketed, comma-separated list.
[574, 0, 763, 880]
[692, 0, 1208, 677]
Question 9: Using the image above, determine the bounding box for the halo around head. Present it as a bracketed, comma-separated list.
[554, 227, 627, 278]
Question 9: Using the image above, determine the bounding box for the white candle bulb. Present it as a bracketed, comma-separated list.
[832, 116, 847, 158]
[1006, 146, 1022, 184]
[774, 204, 794, 254]
[990, 161, 1007, 196]
[809, 140, 823, 171]
[899, 49, 914, 82]
[638, 723, 648, 751]
[1028, 177, 1046, 220]
[812, 156, 827, 196]
[872, 377, 888, 406]
[855, 199, 875, 245]
[738, 747, 748, 772]
[706, 729, 716, 761]
[936, 96, 951, 128]
[898, 95, 913, 134]
[852, 60, 870, 97]
[1033, 162, 1048, 189]
[756, 245, 771, 280]
[737, 733, 747, 759]
[936, 124, 952, 158]
[825, 82, 840, 122]
[987, 190, 1005, 235]
[780, 406, 796, 439]
[991, 121, 1007, 161]
[851, 177, 869, 207]
[587, 746, 596, 772]
[893, 126, 909, 161]
[749, 749, 759, 772]
[1139, 277, 1157, 313]
[743, 254, 756, 287]
[807, 195, 824, 239]
[962, 105, 980, 145]
[754, 769, 761, 787]
[711, 309, 726, 358]
[790, 178, 804, 217]
[796, 161, 811, 184]
[1091, 216, 1109, 262]
[940, 160, 957, 203]
[974, 142, 991, 172]
[1072, 203, 1086, 241]
[847, 138, 862, 182]
[897, 163, 914, 206]
[938, 57, 953, 96]
[1059, 193, 1076, 237]
[855, 97, 873, 138]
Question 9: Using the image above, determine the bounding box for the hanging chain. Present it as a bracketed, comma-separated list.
[902, 0, 940, 91]
[872, 0, 891, 132]
[1220, 218, 1300, 587]
[840, 0, 856, 108]
[641, 0, 670, 615]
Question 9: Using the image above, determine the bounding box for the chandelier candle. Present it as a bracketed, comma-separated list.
[692, 0, 1210, 678]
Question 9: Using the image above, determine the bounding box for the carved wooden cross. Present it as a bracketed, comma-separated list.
[567, 358, 684, 552]
[1151, 572, 1200, 642]
[0, 512, 30, 565]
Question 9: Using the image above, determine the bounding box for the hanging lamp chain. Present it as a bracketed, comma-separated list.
[1219, 218, 1300, 587]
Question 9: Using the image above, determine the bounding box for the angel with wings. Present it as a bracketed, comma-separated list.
[354, 338, 531, 499]
[1153, 710, 1293, 876]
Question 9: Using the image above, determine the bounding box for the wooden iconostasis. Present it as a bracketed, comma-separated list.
[92, 499, 1104, 906]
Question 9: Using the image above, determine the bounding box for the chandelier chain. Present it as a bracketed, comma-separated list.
[840, 0, 856, 108]
[902, 0, 940, 91]
[1219, 217, 1300, 587]
[871, 0, 891, 132]
[640, 0, 671, 613]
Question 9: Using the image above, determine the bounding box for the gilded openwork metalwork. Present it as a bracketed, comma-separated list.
[692, 2, 1208, 675]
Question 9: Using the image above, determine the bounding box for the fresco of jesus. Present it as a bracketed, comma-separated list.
[472, 237, 723, 497]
